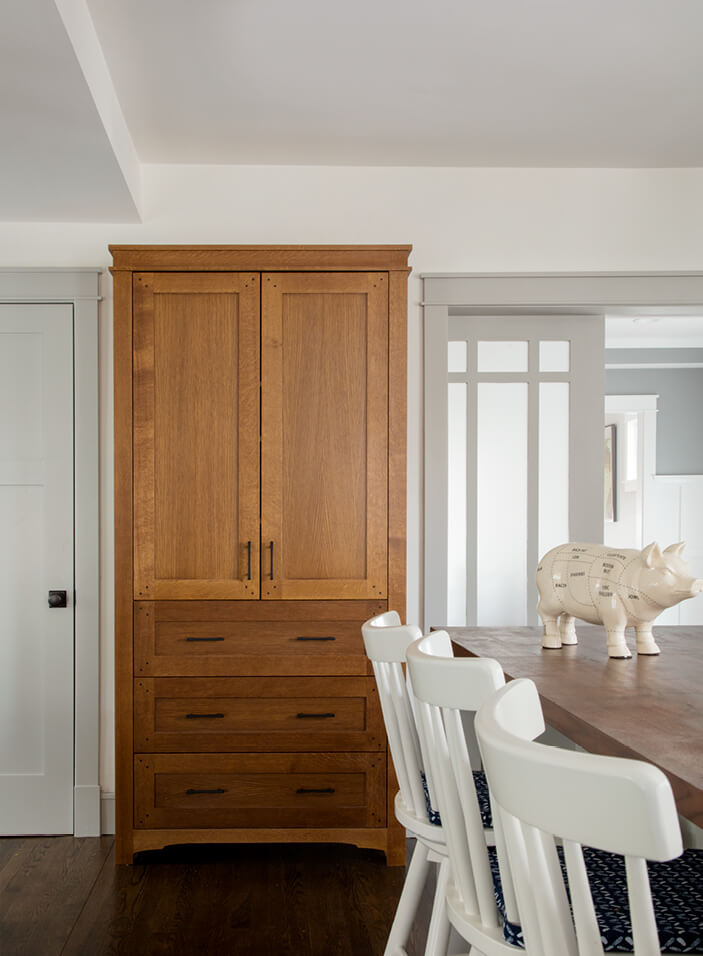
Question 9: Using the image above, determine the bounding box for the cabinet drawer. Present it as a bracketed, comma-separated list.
[134, 601, 386, 676]
[134, 753, 386, 829]
[134, 676, 384, 752]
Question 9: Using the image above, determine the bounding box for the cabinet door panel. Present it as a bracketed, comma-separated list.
[133, 273, 260, 599]
[261, 273, 388, 600]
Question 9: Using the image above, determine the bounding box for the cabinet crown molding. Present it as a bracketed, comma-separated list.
[109, 244, 412, 273]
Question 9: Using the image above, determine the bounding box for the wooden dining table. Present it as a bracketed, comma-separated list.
[446, 625, 703, 828]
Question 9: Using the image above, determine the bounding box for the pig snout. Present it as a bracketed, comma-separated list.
[676, 578, 703, 596]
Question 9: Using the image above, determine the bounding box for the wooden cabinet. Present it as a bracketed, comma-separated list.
[112, 245, 410, 864]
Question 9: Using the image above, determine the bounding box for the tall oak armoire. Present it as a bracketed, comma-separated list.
[112, 245, 410, 864]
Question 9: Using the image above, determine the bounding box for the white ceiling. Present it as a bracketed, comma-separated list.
[1, 0, 140, 222]
[89, 0, 703, 167]
[3, 0, 703, 221]
[606, 315, 703, 349]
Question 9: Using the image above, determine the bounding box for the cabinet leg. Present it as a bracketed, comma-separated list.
[114, 834, 134, 865]
[385, 822, 407, 866]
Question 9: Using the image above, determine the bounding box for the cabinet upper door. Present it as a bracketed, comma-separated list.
[261, 273, 389, 600]
[133, 273, 260, 599]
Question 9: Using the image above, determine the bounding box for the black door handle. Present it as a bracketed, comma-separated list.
[48, 590, 67, 608]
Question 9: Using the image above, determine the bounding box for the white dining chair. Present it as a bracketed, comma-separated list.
[475, 677, 703, 955]
[362, 612, 450, 955]
[406, 630, 525, 956]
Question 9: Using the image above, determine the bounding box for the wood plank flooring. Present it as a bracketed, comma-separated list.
[0, 837, 428, 956]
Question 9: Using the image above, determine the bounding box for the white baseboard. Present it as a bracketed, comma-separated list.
[100, 792, 116, 835]
[74, 784, 101, 837]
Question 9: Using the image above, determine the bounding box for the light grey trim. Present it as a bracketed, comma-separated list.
[420, 271, 703, 278]
[652, 474, 703, 482]
[448, 322, 479, 626]
[605, 395, 659, 412]
[421, 272, 703, 309]
[606, 363, 703, 369]
[424, 306, 449, 631]
[74, 786, 101, 837]
[570, 317, 606, 544]
[527, 338, 539, 624]
[466, 336, 478, 626]
[423, 272, 703, 632]
[100, 792, 116, 835]
[0, 270, 101, 837]
[0, 269, 102, 301]
[73, 293, 100, 837]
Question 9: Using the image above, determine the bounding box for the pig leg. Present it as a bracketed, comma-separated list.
[538, 600, 562, 649]
[605, 627, 632, 659]
[559, 613, 578, 645]
[635, 624, 660, 656]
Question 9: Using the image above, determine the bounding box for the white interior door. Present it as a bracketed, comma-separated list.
[0, 304, 74, 834]
[426, 313, 604, 629]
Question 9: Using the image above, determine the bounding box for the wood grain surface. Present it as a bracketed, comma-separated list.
[133, 272, 260, 599]
[133, 601, 382, 677]
[134, 752, 386, 830]
[448, 625, 703, 827]
[133, 675, 383, 752]
[0, 836, 408, 956]
[110, 244, 413, 273]
[112, 245, 410, 866]
[261, 272, 388, 600]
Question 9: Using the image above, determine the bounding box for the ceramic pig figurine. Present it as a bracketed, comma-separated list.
[536, 541, 703, 658]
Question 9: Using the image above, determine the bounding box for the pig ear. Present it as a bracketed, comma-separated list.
[663, 541, 686, 557]
[641, 542, 662, 567]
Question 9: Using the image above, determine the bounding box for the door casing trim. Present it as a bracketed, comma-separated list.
[0, 268, 101, 836]
[422, 270, 703, 632]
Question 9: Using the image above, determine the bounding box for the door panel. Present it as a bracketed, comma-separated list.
[133, 273, 260, 599]
[261, 273, 388, 600]
[0, 304, 74, 834]
[437, 313, 604, 627]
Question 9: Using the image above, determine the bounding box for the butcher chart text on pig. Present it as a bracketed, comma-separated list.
[536, 542, 703, 658]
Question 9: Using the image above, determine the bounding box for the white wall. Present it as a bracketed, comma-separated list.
[1, 164, 703, 795]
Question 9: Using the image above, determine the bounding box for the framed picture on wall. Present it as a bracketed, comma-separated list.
[604, 424, 617, 522]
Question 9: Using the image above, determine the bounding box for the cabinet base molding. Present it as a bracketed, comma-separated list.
[117, 827, 404, 865]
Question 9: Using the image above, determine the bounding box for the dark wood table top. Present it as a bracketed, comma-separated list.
[446, 626, 703, 828]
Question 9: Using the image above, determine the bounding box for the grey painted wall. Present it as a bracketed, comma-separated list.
[605, 349, 703, 474]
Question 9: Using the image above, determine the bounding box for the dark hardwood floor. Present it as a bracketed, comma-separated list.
[0, 837, 430, 956]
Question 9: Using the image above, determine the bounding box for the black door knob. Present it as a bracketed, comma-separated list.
[48, 590, 68, 608]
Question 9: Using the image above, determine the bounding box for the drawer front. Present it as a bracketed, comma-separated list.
[134, 601, 386, 676]
[134, 676, 384, 752]
[134, 753, 386, 829]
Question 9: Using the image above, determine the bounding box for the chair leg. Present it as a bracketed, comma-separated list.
[384, 840, 432, 956]
[424, 856, 451, 956]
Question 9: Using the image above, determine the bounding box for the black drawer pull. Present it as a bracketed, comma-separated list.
[296, 712, 335, 719]
[185, 713, 225, 720]
[295, 635, 336, 642]
[296, 787, 335, 795]
[247, 540, 252, 580]
[186, 636, 225, 642]
[186, 788, 226, 795]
